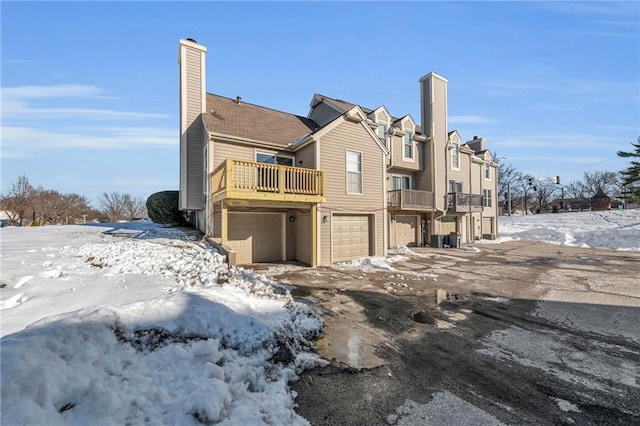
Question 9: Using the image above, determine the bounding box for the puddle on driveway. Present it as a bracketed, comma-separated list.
[314, 293, 386, 369]
[315, 328, 384, 369]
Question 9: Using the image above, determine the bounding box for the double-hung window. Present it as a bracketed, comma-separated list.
[483, 189, 492, 207]
[451, 142, 460, 169]
[403, 131, 413, 159]
[377, 122, 388, 146]
[484, 163, 490, 179]
[346, 150, 362, 194]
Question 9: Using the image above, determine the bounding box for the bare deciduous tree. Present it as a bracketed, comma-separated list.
[0, 175, 37, 225]
[98, 192, 127, 222]
[122, 194, 147, 220]
[581, 171, 622, 198]
[98, 192, 145, 222]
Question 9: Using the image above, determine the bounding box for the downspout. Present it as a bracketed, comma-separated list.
[469, 154, 473, 241]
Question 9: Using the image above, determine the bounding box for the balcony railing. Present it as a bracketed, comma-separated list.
[211, 159, 326, 203]
[387, 189, 434, 211]
[447, 192, 484, 212]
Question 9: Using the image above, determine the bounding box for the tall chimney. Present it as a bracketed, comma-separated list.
[178, 38, 207, 211]
[419, 72, 448, 209]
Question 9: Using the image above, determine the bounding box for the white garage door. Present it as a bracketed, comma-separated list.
[229, 213, 283, 264]
[482, 217, 493, 235]
[393, 215, 417, 247]
[333, 215, 370, 262]
[440, 215, 457, 234]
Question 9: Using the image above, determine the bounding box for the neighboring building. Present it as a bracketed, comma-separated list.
[591, 189, 612, 211]
[178, 39, 499, 266]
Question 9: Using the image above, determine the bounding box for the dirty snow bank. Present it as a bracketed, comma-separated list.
[0, 223, 324, 425]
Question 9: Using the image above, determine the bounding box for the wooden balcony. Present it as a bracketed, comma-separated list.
[387, 189, 434, 211]
[210, 159, 326, 204]
[447, 192, 484, 213]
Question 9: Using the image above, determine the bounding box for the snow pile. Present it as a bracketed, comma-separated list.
[335, 254, 409, 272]
[389, 246, 435, 258]
[0, 223, 324, 425]
[497, 209, 640, 251]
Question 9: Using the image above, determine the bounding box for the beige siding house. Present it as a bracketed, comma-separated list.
[178, 38, 499, 266]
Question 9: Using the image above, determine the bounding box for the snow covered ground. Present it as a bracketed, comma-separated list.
[1, 209, 638, 425]
[493, 209, 640, 251]
[0, 222, 324, 425]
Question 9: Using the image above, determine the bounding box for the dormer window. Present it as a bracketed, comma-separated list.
[403, 130, 414, 159]
[377, 122, 388, 144]
[451, 142, 460, 169]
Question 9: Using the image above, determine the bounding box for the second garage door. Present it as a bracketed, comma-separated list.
[392, 215, 418, 247]
[332, 214, 370, 262]
[228, 213, 284, 265]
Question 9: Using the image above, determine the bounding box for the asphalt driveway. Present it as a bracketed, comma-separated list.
[258, 241, 640, 425]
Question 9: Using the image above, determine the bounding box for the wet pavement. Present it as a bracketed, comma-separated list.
[258, 241, 640, 425]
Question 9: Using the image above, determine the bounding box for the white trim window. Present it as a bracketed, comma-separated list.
[377, 122, 388, 146]
[484, 163, 490, 180]
[449, 180, 462, 193]
[256, 151, 294, 166]
[346, 150, 362, 194]
[403, 131, 414, 160]
[483, 189, 492, 207]
[451, 142, 460, 169]
[391, 174, 412, 190]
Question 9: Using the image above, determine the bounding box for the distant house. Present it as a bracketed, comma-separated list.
[178, 39, 499, 266]
[0, 210, 14, 227]
[591, 189, 611, 211]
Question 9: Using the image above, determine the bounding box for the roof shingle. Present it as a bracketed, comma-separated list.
[203, 94, 318, 147]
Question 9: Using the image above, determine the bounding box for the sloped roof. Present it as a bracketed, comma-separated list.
[203, 94, 318, 147]
[317, 94, 423, 134]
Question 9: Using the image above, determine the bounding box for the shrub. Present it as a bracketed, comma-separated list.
[146, 191, 188, 225]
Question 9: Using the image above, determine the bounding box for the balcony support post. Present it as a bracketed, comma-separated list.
[221, 200, 228, 243]
[311, 204, 318, 266]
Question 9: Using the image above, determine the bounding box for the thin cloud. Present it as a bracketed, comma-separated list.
[489, 134, 628, 150]
[1, 84, 167, 120]
[541, 2, 639, 18]
[1, 126, 175, 158]
[3, 59, 38, 65]
[483, 79, 639, 103]
[531, 103, 581, 112]
[449, 115, 496, 124]
[595, 125, 640, 132]
[2, 84, 103, 99]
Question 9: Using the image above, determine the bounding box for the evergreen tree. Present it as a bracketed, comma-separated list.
[617, 137, 640, 188]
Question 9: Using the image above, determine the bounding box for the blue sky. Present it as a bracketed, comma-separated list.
[2, 1, 639, 206]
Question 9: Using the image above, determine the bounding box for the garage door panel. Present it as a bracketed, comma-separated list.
[440, 216, 457, 234]
[482, 217, 493, 235]
[393, 215, 417, 247]
[229, 213, 283, 264]
[333, 215, 370, 263]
